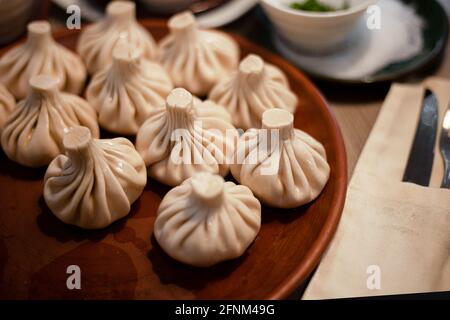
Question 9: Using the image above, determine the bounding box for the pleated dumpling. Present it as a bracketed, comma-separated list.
[209, 54, 298, 130]
[44, 126, 147, 229]
[77, 1, 157, 74]
[158, 11, 240, 96]
[0, 21, 86, 99]
[1, 75, 99, 167]
[86, 43, 173, 135]
[154, 172, 261, 267]
[136, 88, 237, 187]
[0, 84, 15, 134]
[230, 109, 330, 208]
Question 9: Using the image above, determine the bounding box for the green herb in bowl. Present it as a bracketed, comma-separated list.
[290, 0, 349, 12]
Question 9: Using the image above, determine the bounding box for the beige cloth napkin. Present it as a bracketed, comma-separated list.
[303, 77, 450, 299]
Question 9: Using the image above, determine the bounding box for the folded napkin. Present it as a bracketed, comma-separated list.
[303, 77, 450, 299]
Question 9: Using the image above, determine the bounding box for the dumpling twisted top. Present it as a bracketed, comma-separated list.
[86, 43, 173, 135]
[0, 21, 86, 99]
[0, 84, 15, 135]
[1, 75, 99, 167]
[209, 54, 298, 130]
[230, 109, 330, 208]
[136, 88, 237, 186]
[77, 1, 157, 74]
[158, 11, 240, 96]
[154, 172, 261, 267]
[44, 126, 147, 229]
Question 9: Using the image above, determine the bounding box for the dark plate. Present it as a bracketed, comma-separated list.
[266, 0, 449, 85]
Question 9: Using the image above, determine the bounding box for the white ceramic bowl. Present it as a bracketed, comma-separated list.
[260, 0, 377, 53]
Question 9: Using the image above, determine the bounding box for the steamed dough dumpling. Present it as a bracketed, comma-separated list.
[0, 21, 86, 99]
[209, 54, 297, 130]
[158, 11, 240, 96]
[136, 88, 238, 187]
[1, 75, 99, 167]
[230, 109, 330, 208]
[86, 43, 173, 135]
[44, 126, 147, 229]
[154, 172, 261, 267]
[77, 1, 157, 74]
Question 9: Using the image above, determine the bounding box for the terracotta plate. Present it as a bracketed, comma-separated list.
[0, 20, 347, 299]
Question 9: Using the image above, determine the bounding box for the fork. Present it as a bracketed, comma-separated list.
[440, 108, 450, 188]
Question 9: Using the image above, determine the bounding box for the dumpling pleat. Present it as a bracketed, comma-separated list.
[44, 133, 146, 229]
[154, 176, 261, 267]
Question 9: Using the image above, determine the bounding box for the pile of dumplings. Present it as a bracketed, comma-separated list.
[0, 1, 330, 267]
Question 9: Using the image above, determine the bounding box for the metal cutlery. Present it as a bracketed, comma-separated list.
[403, 89, 439, 186]
[439, 107, 450, 188]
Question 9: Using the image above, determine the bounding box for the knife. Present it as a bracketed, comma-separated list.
[402, 89, 439, 186]
[439, 107, 450, 188]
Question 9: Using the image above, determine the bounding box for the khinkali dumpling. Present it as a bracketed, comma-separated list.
[0, 21, 86, 100]
[154, 172, 261, 267]
[136, 88, 237, 187]
[0, 84, 15, 134]
[78, 1, 157, 74]
[230, 109, 330, 208]
[158, 11, 240, 96]
[86, 43, 173, 135]
[1, 75, 99, 167]
[44, 126, 147, 229]
[209, 54, 298, 130]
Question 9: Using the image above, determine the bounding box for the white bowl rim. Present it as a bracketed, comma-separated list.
[261, 0, 378, 18]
